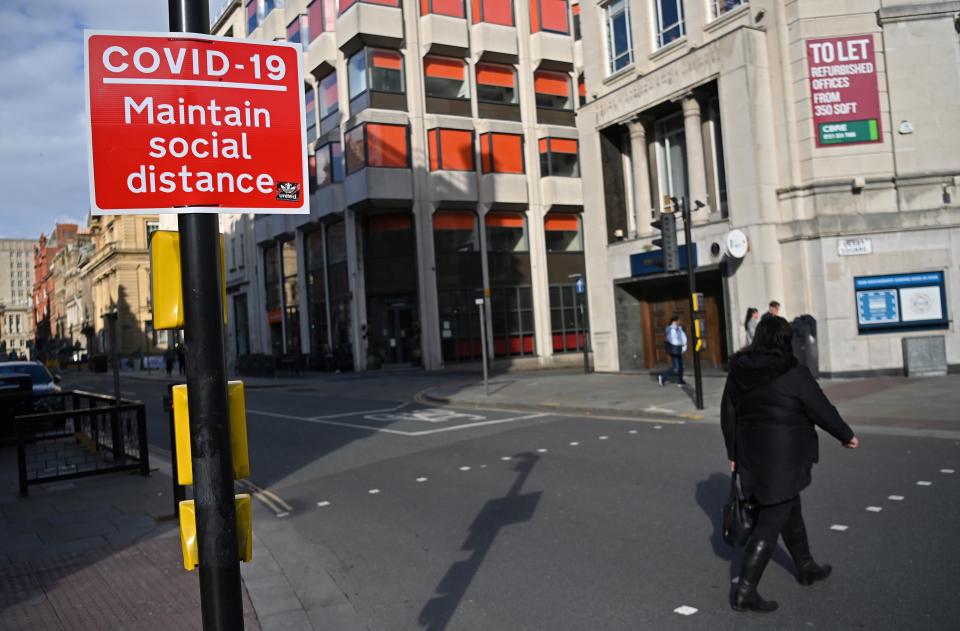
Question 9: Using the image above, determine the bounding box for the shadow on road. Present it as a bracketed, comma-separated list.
[418, 452, 542, 631]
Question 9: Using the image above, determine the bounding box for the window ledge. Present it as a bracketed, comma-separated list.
[648, 36, 688, 62]
[602, 64, 635, 86]
[703, 4, 751, 33]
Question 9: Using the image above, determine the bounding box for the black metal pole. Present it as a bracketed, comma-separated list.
[168, 2, 244, 630]
[580, 299, 589, 374]
[682, 199, 704, 410]
[108, 312, 123, 462]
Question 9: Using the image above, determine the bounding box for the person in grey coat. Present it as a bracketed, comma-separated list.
[721, 316, 859, 613]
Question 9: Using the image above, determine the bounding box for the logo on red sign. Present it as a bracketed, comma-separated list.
[85, 31, 307, 214]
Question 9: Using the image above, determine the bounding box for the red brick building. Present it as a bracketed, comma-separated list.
[32, 223, 79, 354]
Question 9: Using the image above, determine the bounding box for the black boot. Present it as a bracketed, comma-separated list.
[782, 522, 832, 586]
[732, 540, 779, 613]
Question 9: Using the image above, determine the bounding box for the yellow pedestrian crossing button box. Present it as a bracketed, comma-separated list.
[179, 494, 252, 571]
[150, 230, 227, 330]
[172, 381, 250, 485]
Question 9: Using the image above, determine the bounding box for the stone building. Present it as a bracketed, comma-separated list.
[0, 238, 35, 358]
[194, 0, 587, 371]
[577, 0, 959, 376]
[83, 214, 161, 357]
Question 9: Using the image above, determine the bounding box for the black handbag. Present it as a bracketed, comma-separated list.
[722, 400, 757, 547]
[722, 469, 756, 547]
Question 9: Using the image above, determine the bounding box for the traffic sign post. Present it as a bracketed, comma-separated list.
[672, 198, 705, 411]
[476, 298, 489, 396]
[571, 274, 590, 374]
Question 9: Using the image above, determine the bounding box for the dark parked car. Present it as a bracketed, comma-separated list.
[0, 361, 62, 413]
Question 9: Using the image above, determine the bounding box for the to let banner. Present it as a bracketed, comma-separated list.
[806, 35, 883, 148]
[85, 31, 307, 214]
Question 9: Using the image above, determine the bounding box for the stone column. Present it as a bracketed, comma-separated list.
[627, 119, 653, 234]
[681, 94, 709, 213]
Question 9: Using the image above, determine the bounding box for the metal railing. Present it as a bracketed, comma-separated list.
[14, 390, 149, 496]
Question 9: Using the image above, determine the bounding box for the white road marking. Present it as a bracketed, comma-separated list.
[599, 435, 609, 440]
[654, 425, 663, 430]
[416, 477, 428, 483]
[888, 495, 904, 501]
[673, 605, 698, 616]
[459, 466, 471, 472]
[537, 448, 548, 453]
[916, 480, 932, 486]
[830, 524, 849, 532]
[276, 511, 290, 518]
[866, 506, 882, 512]
[368, 489, 380, 495]
[940, 469, 955, 474]
[365, 409, 485, 423]
[248, 409, 546, 436]
[569, 442, 580, 446]
[316, 501, 331, 507]
[628, 430, 638, 434]
[500, 456, 512, 461]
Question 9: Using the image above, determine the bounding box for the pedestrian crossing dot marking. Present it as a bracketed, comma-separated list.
[276, 511, 290, 518]
[940, 469, 955, 474]
[500, 457, 512, 461]
[416, 477, 428, 483]
[830, 524, 849, 532]
[368, 489, 380, 495]
[599, 435, 609, 440]
[316, 501, 331, 507]
[628, 430, 638, 434]
[888, 495, 904, 501]
[866, 506, 882, 512]
[537, 448, 548, 453]
[569, 442, 580, 446]
[673, 605, 698, 616]
[459, 466, 471, 471]
[654, 425, 663, 430]
[916, 480, 932, 486]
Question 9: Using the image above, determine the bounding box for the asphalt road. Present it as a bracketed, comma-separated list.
[65, 371, 960, 630]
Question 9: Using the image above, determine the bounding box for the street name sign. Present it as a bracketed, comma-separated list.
[85, 31, 307, 214]
[806, 35, 882, 148]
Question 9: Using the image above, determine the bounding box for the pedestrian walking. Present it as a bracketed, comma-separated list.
[163, 346, 175, 377]
[744, 307, 760, 346]
[176, 343, 185, 376]
[762, 300, 781, 320]
[721, 315, 858, 613]
[658, 314, 687, 387]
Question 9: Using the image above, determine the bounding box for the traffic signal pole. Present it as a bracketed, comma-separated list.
[168, 1, 245, 629]
[679, 199, 705, 410]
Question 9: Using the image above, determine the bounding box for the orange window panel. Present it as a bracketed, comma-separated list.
[433, 211, 477, 230]
[541, 137, 578, 154]
[476, 63, 515, 88]
[368, 213, 413, 232]
[370, 49, 402, 70]
[544, 214, 580, 231]
[485, 213, 524, 228]
[367, 124, 409, 168]
[534, 70, 570, 97]
[572, 3, 580, 16]
[423, 0, 465, 17]
[424, 56, 466, 80]
[538, 0, 569, 33]
[529, 0, 540, 32]
[578, 75, 586, 97]
[430, 128, 474, 171]
[474, 0, 513, 25]
[483, 133, 523, 173]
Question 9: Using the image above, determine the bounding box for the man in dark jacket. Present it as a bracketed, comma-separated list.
[721, 316, 858, 613]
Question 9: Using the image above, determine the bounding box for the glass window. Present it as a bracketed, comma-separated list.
[348, 49, 367, 100]
[544, 213, 582, 252]
[316, 142, 344, 187]
[530, 0, 569, 34]
[349, 48, 404, 99]
[572, 3, 581, 40]
[428, 129, 475, 171]
[319, 71, 339, 119]
[655, 115, 687, 211]
[534, 70, 572, 110]
[605, 0, 633, 74]
[712, 0, 746, 19]
[424, 56, 469, 100]
[539, 138, 579, 177]
[476, 63, 517, 104]
[304, 85, 317, 144]
[471, 0, 513, 25]
[263, 0, 278, 16]
[655, 0, 686, 48]
[421, 0, 465, 18]
[246, 0, 259, 35]
[433, 211, 480, 253]
[479, 132, 524, 174]
[308, 0, 337, 39]
[485, 213, 528, 252]
[577, 74, 586, 106]
[345, 123, 409, 173]
[287, 14, 304, 45]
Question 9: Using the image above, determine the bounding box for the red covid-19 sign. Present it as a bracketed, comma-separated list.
[85, 31, 307, 214]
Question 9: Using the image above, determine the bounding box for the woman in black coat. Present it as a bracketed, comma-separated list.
[721, 316, 858, 613]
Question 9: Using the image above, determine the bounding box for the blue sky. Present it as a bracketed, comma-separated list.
[0, 1, 223, 239]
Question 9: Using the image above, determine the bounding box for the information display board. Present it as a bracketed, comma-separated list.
[806, 35, 882, 147]
[854, 272, 948, 332]
[85, 31, 307, 214]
